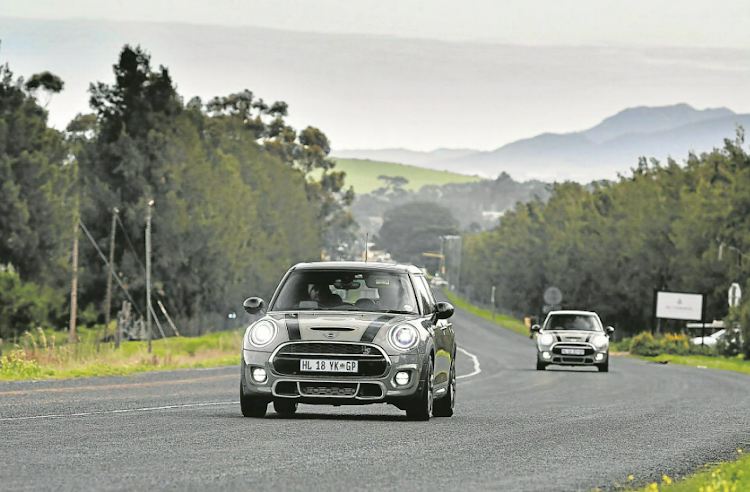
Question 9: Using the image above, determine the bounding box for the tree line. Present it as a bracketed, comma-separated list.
[0, 44, 355, 339]
[461, 133, 750, 347]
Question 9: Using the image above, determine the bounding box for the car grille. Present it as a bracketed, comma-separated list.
[551, 343, 595, 356]
[279, 343, 376, 355]
[272, 342, 388, 377]
[300, 382, 358, 396]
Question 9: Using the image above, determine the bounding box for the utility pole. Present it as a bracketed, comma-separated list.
[69, 218, 79, 344]
[146, 200, 154, 354]
[491, 286, 496, 319]
[104, 207, 118, 342]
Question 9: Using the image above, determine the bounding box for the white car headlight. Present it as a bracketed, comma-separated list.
[389, 325, 419, 351]
[539, 333, 554, 346]
[592, 334, 609, 349]
[248, 320, 277, 348]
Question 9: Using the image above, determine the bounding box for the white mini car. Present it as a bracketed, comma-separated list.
[531, 310, 614, 372]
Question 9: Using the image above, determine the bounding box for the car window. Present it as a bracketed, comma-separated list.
[543, 314, 602, 332]
[413, 276, 435, 315]
[270, 270, 418, 314]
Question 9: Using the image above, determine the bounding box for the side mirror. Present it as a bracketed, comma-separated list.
[243, 297, 265, 315]
[530, 324, 541, 333]
[606, 326, 615, 336]
[435, 302, 454, 320]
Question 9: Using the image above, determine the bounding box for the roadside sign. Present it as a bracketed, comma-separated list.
[729, 283, 742, 308]
[543, 286, 563, 306]
[655, 291, 703, 321]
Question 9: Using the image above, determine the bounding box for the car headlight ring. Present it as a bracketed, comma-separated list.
[247, 320, 278, 348]
[538, 333, 554, 346]
[389, 325, 419, 351]
[592, 334, 609, 349]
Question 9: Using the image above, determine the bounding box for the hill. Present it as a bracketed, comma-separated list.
[430, 105, 750, 182]
[330, 149, 480, 168]
[330, 159, 483, 194]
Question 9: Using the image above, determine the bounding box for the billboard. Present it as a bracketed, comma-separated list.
[655, 291, 704, 321]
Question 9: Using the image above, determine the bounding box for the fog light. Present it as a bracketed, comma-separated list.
[542, 351, 551, 360]
[251, 367, 267, 383]
[595, 353, 605, 361]
[394, 371, 410, 386]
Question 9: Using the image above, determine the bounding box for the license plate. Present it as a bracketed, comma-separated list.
[300, 359, 359, 373]
[561, 348, 585, 355]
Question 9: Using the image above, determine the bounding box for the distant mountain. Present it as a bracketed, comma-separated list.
[330, 148, 479, 168]
[581, 104, 735, 144]
[343, 104, 748, 183]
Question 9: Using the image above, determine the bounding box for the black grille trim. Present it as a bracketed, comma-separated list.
[271, 342, 389, 377]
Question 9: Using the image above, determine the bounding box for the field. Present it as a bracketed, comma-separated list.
[0, 326, 243, 380]
[330, 158, 483, 194]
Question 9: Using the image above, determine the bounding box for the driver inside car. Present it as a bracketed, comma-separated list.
[309, 283, 342, 308]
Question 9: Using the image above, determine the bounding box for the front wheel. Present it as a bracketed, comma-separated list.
[240, 383, 268, 418]
[433, 359, 455, 417]
[406, 357, 434, 421]
[596, 358, 609, 372]
[536, 360, 547, 371]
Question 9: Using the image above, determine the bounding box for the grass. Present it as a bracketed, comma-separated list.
[328, 158, 483, 194]
[444, 290, 530, 337]
[607, 449, 749, 491]
[0, 327, 243, 381]
[630, 353, 750, 376]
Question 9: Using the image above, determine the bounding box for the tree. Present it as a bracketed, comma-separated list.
[377, 202, 459, 265]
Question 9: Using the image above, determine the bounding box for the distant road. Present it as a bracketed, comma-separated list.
[2, 306, 750, 491]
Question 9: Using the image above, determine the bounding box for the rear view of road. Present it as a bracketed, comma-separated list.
[2, 306, 750, 491]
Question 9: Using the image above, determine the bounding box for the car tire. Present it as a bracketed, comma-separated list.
[536, 360, 547, 371]
[596, 359, 609, 372]
[273, 399, 299, 416]
[240, 382, 268, 418]
[406, 357, 434, 421]
[433, 359, 455, 418]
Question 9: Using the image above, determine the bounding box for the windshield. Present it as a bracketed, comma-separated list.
[270, 270, 419, 314]
[543, 314, 602, 332]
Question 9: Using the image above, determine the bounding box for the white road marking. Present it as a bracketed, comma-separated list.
[456, 347, 481, 379]
[0, 401, 235, 422]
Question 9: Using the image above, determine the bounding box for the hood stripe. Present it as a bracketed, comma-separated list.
[285, 314, 301, 340]
[360, 314, 396, 342]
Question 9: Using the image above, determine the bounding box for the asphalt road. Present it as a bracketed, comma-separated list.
[2, 306, 750, 492]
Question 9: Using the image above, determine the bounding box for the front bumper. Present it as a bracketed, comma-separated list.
[538, 343, 608, 366]
[241, 347, 425, 405]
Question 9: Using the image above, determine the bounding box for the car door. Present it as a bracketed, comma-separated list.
[415, 276, 451, 387]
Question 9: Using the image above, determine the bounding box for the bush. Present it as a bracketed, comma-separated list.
[0, 265, 65, 340]
[630, 332, 662, 356]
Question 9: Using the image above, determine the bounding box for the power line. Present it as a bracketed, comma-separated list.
[77, 218, 144, 319]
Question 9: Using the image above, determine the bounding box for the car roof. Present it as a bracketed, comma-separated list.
[547, 310, 599, 316]
[290, 261, 423, 275]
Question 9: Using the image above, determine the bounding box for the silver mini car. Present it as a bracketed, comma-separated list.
[531, 310, 614, 372]
[240, 262, 457, 420]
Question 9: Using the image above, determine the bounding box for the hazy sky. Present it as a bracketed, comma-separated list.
[4, 0, 750, 48]
[2, 3, 749, 151]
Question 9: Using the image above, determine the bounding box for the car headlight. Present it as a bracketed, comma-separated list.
[592, 334, 609, 349]
[389, 325, 419, 351]
[538, 333, 554, 346]
[247, 320, 277, 348]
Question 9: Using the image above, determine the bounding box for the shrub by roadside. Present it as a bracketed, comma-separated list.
[629, 332, 715, 357]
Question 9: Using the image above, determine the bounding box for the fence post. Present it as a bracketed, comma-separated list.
[24, 332, 29, 354]
[0, 338, 3, 358]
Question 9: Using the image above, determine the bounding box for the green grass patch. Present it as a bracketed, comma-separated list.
[630, 353, 750, 376]
[611, 449, 749, 491]
[0, 328, 243, 381]
[444, 290, 529, 337]
[328, 158, 483, 194]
